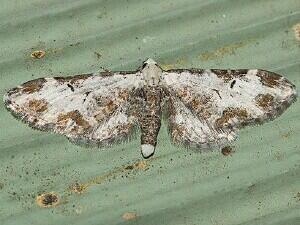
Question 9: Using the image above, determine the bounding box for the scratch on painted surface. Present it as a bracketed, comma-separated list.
[199, 40, 254, 61]
[68, 159, 149, 194]
[160, 58, 187, 70]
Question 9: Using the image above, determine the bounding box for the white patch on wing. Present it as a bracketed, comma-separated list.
[163, 68, 296, 147]
[167, 96, 236, 149]
[4, 72, 142, 145]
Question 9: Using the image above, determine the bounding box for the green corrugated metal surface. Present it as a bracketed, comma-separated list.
[0, 0, 299, 224]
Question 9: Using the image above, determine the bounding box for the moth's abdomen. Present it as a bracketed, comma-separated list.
[138, 87, 162, 158]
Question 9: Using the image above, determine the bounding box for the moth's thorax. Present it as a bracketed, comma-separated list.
[142, 61, 162, 86]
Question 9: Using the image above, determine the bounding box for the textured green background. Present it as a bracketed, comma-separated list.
[0, 0, 299, 224]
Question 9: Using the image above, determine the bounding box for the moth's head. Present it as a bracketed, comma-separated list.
[141, 58, 162, 86]
[141, 58, 162, 71]
[143, 58, 156, 65]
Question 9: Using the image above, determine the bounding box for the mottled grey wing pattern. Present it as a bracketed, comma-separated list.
[3, 59, 297, 157]
[4, 72, 142, 146]
[163, 68, 296, 148]
[164, 93, 236, 149]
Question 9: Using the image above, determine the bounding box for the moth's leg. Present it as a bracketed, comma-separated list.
[137, 87, 162, 158]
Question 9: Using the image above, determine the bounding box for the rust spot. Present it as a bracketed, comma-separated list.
[31, 50, 45, 59]
[28, 99, 48, 112]
[281, 130, 292, 139]
[124, 160, 147, 170]
[216, 107, 248, 128]
[255, 94, 274, 109]
[292, 23, 300, 41]
[134, 160, 147, 169]
[69, 182, 87, 194]
[54, 74, 92, 84]
[94, 51, 102, 59]
[57, 110, 90, 130]
[124, 165, 134, 170]
[122, 212, 137, 220]
[21, 78, 46, 94]
[221, 146, 234, 156]
[36, 192, 59, 208]
[257, 70, 281, 88]
[211, 69, 248, 82]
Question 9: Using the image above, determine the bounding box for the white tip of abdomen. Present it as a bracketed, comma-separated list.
[141, 144, 155, 158]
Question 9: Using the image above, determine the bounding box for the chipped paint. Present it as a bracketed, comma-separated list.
[30, 50, 45, 59]
[122, 212, 137, 220]
[221, 146, 234, 156]
[292, 23, 300, 41]
[36, 192, 60, 208]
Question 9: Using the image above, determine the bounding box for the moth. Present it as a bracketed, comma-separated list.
[3, 59, 297, 158]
